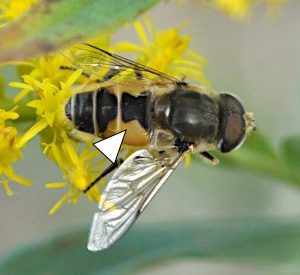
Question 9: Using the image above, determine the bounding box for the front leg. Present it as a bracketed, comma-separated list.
[174, 138, 192, 153]
[200, 151, 219, 165]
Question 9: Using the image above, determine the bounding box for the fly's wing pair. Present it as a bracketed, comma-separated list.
[88, 149, 186, 251]
[64, 43, 180, 84]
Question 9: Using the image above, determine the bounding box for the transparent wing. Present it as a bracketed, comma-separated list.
[88, 149, 186, 251]
[64, 43, 180, 84]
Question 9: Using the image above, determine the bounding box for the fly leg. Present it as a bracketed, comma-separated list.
[83, 158, 124, 193]
[98, 67, 143, 82]
[200, 151, 219, 165]
[97, 68, 121, 82]
[59, 66, 121, 82]
[134, 69, 143, 80]
[60, 59, 143, 82]
[174, 138, 192, 153]
[59, 65, 91, 78]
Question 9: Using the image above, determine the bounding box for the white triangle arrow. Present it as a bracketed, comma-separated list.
[93, 130, 126, 163]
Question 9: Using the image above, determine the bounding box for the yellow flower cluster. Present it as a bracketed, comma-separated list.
[211, 0, 288, 19]
[114, 18, 210, 87]
[0, 108, 31, 195]
[10, 67, 103, 213]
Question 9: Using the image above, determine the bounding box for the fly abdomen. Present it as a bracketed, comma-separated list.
[121, 92, 150, 131]
[96, 88, 118, 134]
[65, 91, 95, 134]
[65, 88, 117, 136]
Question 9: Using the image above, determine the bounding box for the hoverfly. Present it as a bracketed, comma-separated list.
[63, 43, 255, 251]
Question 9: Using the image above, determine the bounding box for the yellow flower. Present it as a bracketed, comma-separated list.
[0, 0, 40, 26]
[15, 55, 79, 92]
[0, 108, 32, 195]
[45, 133, 104, 215]
[15, 32, 111, 87]
[212, 0, 251, 18]
[211, 0, 288, 19]
[10, 74, 70, 147]
[4, 32, 111, 211]
[114, 17, 210, 87]
[10, 69, 105, 213]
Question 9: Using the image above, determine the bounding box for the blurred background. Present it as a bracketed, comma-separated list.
[1, 1, 300, 274]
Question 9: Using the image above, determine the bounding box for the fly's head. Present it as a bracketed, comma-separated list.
[217, 93, 255, 153]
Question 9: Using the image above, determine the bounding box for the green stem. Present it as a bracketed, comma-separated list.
[216, 148, 300, 188]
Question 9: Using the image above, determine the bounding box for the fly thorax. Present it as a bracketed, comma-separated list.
[154, 88, 219, 142]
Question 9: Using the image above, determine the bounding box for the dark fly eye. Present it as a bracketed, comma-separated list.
[218, 93, 246, 153]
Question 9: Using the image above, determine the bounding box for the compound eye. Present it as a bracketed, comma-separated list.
[218, 94, 246, 153]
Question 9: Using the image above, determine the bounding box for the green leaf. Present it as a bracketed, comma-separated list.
[208, 131, 300, 186]
[0, 0, 161, 63]
[280, 136, 300, 177]
[1, 219, 300, 274]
